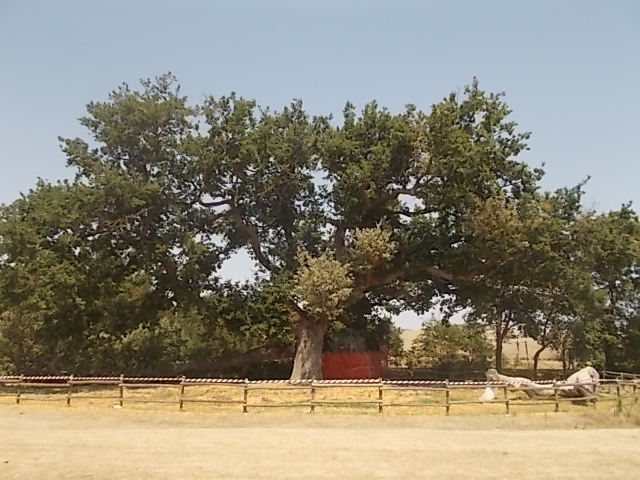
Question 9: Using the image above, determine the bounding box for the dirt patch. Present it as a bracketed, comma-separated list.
[1, 406, 639, 479]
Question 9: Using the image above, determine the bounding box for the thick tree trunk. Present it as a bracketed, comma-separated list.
[532, 345, 546, 379]
[290, 316, 329, 380]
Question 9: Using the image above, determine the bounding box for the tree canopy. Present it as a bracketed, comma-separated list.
[1, 74, 638, 379]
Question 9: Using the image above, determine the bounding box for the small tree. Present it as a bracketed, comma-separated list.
[408, 320, 492, 372]
[464, 185, 596, 371]
[385, 325, 406, 367]
[574, 206, 640, 369]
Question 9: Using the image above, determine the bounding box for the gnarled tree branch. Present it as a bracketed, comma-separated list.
[199, 198, 232, 207]
[228, 205, 279, 273]
[385, 207, 436, 217]
[282, 298, 307, 324]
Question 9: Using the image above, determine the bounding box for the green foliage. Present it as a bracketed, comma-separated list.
[347, 223, 397, 272]
[573, 207, 640, 368]
[407, 321, 492, 371]
[0, 75, 291, 375]
[293, 251, 353, 321]
[1, 74, 639, 378]
[463, 184, 597, 369]
[385, 324, 406, 367]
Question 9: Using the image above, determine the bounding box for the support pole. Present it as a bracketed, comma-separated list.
[179, 376, 186, 411]
[243, 379, 248, 413]
[16, 374, 23, 405]
[119, 374, 124, 408]
[445, 380, 450, 416]
[503, 385, 510, 415]
[67, 374, 74, 407]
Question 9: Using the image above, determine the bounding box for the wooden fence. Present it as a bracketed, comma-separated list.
[1, 374, 638, 415]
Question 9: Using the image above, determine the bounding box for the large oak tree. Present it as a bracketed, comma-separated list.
[185, 78, 541, 379]
[7, 74, 629, 380]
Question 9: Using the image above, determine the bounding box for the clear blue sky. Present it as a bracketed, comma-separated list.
[1, 1, 639, 327]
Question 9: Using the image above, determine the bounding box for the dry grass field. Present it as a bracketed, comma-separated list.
[1, 404, 639, 480]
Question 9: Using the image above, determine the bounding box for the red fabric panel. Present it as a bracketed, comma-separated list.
[321, 352, 387, 379]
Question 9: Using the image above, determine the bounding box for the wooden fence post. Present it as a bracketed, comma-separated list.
[179, 376, 186, 411]
[67, 374, 74, 407]
[378, 380, 383, 414]
[553, 380, 559, 413]
[503, 385, 510, 415]
[119, 374, 124, 408]
[616, 379, 622, 413]
[242, 379, 248, 413]
[310, 383, 315, 413]
[633, 382, 637, 404]
[16, 374, 23, 405]
[444, 380, 450, 416]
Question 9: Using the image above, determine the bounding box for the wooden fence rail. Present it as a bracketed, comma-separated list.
[1, 374, 638, 415]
